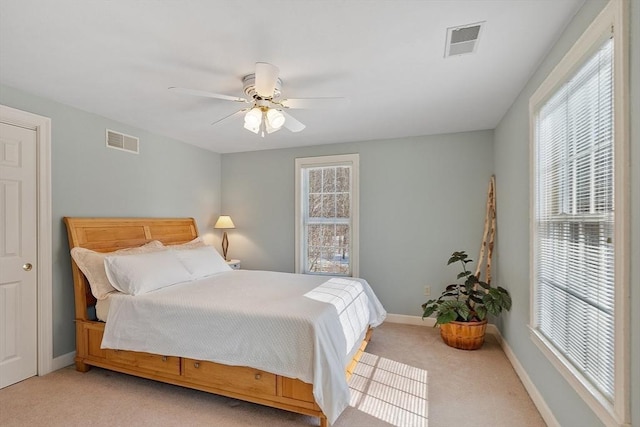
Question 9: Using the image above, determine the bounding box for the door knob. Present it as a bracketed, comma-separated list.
[23, 263, 33, 271]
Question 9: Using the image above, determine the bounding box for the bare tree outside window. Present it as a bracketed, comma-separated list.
[296, 154, 359, 277]
[304, 165, 351, 275]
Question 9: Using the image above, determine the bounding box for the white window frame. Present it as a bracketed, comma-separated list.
[528, 1, 630, 426]
[294, 154, 359, 277]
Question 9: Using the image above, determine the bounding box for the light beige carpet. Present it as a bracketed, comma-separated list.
[0, 323, 545, 427]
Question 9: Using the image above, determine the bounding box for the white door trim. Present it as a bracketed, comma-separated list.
[0, 105, 53, 376]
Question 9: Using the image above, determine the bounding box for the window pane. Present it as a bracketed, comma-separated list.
[336, 167, 350, 192]
[307, 225, 322, 273]
[306, 224, 350, 275]
[309, 169, 322, 193]
[322, 168, 335, 192]
[336, 193, 350, 218]
[322, 194, 336, 218]
[336, 224, 350, 262]
[321, 224, 335, 247]
[308, 194, 322, 218]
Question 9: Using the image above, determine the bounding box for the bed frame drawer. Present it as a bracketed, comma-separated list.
[281, 378, 315, 403]
[105, 349, 180, 376]
[183, 359, 276, 396]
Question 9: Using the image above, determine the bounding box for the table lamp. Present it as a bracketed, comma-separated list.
[214, 215, 235, 261]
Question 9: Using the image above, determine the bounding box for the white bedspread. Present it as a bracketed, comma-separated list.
[101, 270, 386, 424]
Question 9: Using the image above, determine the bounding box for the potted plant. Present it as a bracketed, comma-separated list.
[421, 250, 512, 350]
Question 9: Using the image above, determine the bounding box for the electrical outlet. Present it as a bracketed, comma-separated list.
[424, 285, 431, 296]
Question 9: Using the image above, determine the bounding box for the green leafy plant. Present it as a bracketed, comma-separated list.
[421, 250, 512, 325]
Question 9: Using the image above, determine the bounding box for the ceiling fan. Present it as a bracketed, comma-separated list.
[169, 62, 347, 137]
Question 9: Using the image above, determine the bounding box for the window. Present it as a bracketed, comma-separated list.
[295, 154, 359, 276]
[536, 35, 615, 398]
[529, 1, 628, 425]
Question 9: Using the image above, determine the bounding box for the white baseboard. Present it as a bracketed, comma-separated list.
[486, 323, 500, 337]
[493, 329, 560, 427]
[384, 313, 558, 427]
[384, 313, 500, 337]
[51, 351, 76, 371]
[384, 313, 436, 327]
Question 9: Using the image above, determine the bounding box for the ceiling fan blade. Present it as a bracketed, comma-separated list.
[280, 97, 349, 109]
[281, 110, 306, 133]
[211, 108, 248, 126]
[254, 62, 280, 97]
[169, 87, 247, 103]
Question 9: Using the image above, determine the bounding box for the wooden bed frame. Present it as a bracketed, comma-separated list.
[64, 217, 371, 427]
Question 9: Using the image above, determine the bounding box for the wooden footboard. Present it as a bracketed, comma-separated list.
[64, 217, 372, 427]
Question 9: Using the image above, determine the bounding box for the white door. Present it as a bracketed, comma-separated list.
[0, 121, 38, 388]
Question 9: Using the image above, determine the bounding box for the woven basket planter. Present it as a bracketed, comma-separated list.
[439, 319, 488, 350]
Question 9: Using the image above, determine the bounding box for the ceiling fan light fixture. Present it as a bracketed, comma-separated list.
[172, 62, 340, 137]
[243, 120, 260, 134]
[244, 107, 262, 127]
[266, 109, 285, 129]
[265, 118, 282, 134]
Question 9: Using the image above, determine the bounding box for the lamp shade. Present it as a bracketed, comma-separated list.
[243, 121, 260, 134]
[214, 215, 235, 229]
[266, 109, 285, 129]
[244, 107, 262, 127]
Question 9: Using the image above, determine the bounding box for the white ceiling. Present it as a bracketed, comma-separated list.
[0, 0, 583, 153]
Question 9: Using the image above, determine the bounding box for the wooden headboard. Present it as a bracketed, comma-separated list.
[64, 217, 199, 321]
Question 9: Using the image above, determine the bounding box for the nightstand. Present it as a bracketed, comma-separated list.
[226, 259, 241, 270]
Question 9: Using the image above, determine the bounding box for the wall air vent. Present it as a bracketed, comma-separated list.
[445, 22, 484, 57]
[106, 129, 139, 154]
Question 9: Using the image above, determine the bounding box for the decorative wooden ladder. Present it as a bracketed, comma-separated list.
[475, 175, 496, 284]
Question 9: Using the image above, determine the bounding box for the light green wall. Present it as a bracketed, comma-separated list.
[221, 131, 494, 316]
[494, 0, 639, 426]
[0, 84, 222, 358]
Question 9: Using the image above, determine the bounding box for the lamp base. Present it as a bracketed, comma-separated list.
[221, 231, 229, 261]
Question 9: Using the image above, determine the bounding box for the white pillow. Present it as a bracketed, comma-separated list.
[173, 245, 231, 279]
[164, 237, 206, 250]
[104, 250, 192, 296]
[70, 241, 164, 300]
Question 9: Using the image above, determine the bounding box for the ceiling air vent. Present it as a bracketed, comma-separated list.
[106, 129, 139, 154]
[445, 22, 484, 57]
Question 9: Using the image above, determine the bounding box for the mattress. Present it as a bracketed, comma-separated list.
[100, 270, 386, 423]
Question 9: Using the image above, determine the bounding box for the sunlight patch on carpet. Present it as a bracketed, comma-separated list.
[349, 352, 428, 426]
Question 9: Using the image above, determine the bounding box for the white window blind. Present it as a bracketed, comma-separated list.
[534, 37, 614, 399]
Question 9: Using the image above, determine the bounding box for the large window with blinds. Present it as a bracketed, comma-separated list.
[530, 1, 628, 424]
[534, 36, 615, 399]
[295, 154, 359, 276]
